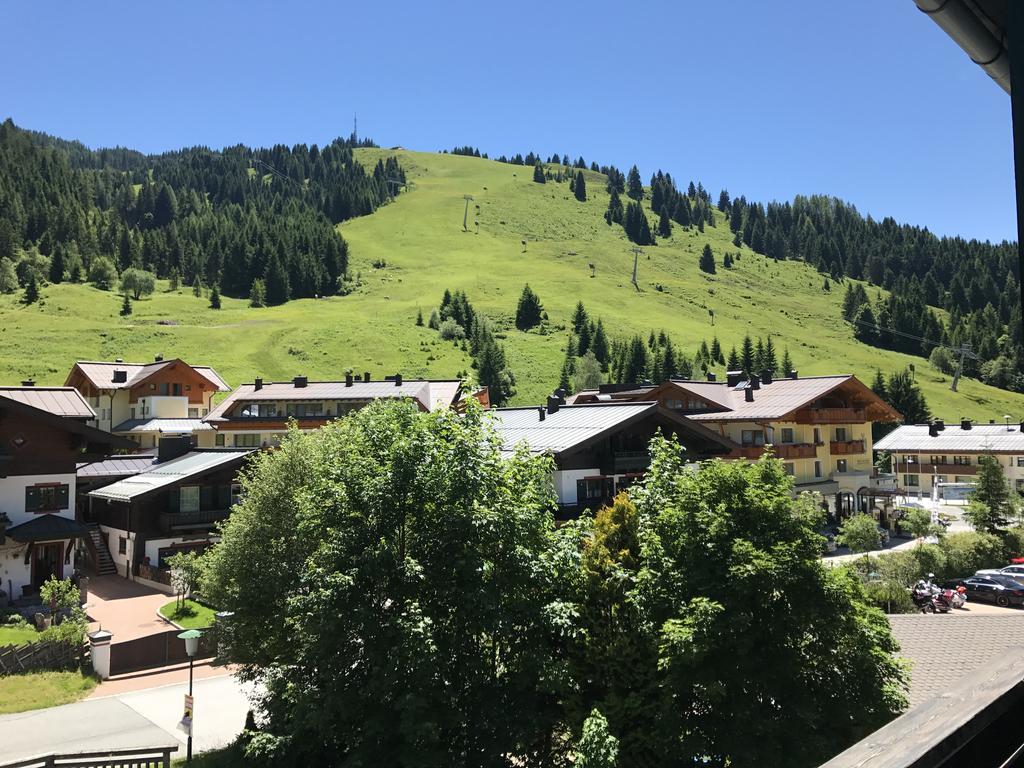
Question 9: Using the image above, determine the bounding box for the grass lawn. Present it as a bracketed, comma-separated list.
[159, 599, 217, 629]
[0, 670, 96, 714]
[0, 149, 1020, 420]
[172, 743, 248, 767]
[0, 624, 40, 648]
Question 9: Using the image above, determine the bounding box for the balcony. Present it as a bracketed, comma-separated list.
[898, 461, 978, 476]
[775, 443, 817, 460]
[730, 445, 765, 460]
[797, 407, 866, 424]
[612, 450, 650, 473]
[159, 508, 230, 531]
[830, 439, 865, 456]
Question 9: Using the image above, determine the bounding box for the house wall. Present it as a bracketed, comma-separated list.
[98, 524, 133, 578]
[0, 473, 76, 529]
[553, 468, 600, 506]
[889, 451, 1024, 496]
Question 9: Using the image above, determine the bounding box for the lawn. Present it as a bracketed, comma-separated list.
[0, 148, 1020, 420]
[0, 670, 96, 714]
[159, 599, 217, 629]
[172, 742, 248, 767]
[0, 623, 40, 648]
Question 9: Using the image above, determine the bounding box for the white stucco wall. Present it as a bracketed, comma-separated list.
[0, 473, 76, 528]
[553, 468, 600, 506]
[0, 541, 31, 600]
[98, 524, 134, 578]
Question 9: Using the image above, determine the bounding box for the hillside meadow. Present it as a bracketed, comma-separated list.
[0, 148, 1020, 420]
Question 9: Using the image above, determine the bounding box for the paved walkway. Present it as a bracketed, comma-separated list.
[0, 673, 256, 763]
[85, 575, 174, 642]
[88, 659, 238, 698]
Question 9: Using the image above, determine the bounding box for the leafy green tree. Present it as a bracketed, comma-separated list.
[515, 284, 543, 330]
[167, 550, 202, 611]
[39, 576, 80, 625]
[120, 292, 132, 316]
[903, 507, 936, 543]
[0, 258, 17, 293]
[120, 268, 156, 300]
[202, 401, 558, 767]
[573, 351, 603, 392]
[209, 284, 221, 309]
[88, 256, 118, 290]
[574, 171, 587, 202]
[838, 513, 882, 567]
[966, 455, 1016, 534]
[699, 243, 715, 274]
[249, 278, 267, 308]
[576, 709, 619, 768]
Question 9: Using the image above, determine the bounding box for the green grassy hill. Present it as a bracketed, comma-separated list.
[2, 148, 1021, 420]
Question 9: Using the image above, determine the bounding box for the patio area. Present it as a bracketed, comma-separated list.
[85, 575, 176, 642]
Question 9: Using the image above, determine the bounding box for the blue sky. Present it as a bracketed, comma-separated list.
[0, 1, 1014, 242]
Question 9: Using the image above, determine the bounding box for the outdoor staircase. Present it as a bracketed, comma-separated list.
[86, 523, 117, 576]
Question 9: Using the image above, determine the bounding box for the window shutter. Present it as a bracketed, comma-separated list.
[168, 488, 180, 513]
[200, 485, 214, 510]
[25, 486, 39, 512]
[58, 484, 69, 509]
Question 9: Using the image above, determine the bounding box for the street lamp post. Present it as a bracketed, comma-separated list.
[178, 629, 203, 762]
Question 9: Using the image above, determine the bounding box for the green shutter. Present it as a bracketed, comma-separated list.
[25, 486, 39, 512]
[58, 484, 69, 509]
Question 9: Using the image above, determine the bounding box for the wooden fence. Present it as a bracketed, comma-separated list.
[109, 627, 215, 676]
[0, 639, 85, 675]
[0, 745, 178, 768]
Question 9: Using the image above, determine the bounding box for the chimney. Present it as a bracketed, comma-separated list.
[157, 435, 192, 463]
[345, 373, 353, 387]
[961, 419, 971, 430]
[293, 376, 308, 388]
[154, 354, 164, 362]
[546, 395, 560, 415]
[935, 419, 945, 431]
[706, 372, 717, 382]
[760, 369, 773, 385]
[364, 371, 371, 382]
[744, 388, 755, 403]
[929, 423, 939, 437]
[20, 379, 34, 387]
[1019, 420, 1024, 433]
[538, 407, 545, 421]
[555, 388, 567, 405]
[254, 377, 263, 391]
[789, 370, 798, 379]
[749, 375, 760, 390]
[395, 373, 402, 387]
[726, 370, 744, 387]
[112, 369, 128, 384]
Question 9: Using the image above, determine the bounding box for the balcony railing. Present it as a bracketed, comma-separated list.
[830, 439, 865, 456]
[730, 445, 765, 460]
[159, 508, 230, 531]
[897, 461, 978, 476]
[798, 408, 866, 424]
[612, 450, 650, 473]
[776, 443, 817, 460]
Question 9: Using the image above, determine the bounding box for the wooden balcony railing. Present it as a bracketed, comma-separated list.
[729, 445, 765, 460]
[897, 462, 978, 476]
[830, 439, 865, 456]
[795, 407, 866, 424]
[159, 508, 230, 531]
[776, 443, 817, 459]
[612, 450, 650, 473]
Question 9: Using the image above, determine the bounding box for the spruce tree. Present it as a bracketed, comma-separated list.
[514, 284, 543, 330]
[727, 345, 740, 370]
[699, 244, 716, 274]
[966, 456, 1015, 533]
[740, 335, 754, 374]
[662, 340, 677, 380]
[264, 253, 291, 306]
[533, 163, 546, 184]
[605, 189, 624, 226]
[249, 278, 267, 308]
[415, 308, 424, 326]
[209, 285, 221, 309]
[592, 319, 610, 368]
[710, 336, 723, 364]
[780, 347, 793, 377]
[657, 206, 672, 239]
[764, 336, 778, 374]
[626, 165, 644, 201]
[574, 171, 587, 202]
[120, 291, 132, 316]
[754, 338, 765, 372]
[49, 245, 65, 283]
[22, 272, 39, 305]
[571, 301, 589, 334]
[624, 336, 648, 383]
[192, 275, 202, 297]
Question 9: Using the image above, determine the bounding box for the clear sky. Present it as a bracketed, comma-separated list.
[0, 1, 1015, 242]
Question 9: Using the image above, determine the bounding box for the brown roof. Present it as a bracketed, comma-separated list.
[0, 386, 95, 419]
[67, 360, 230, 392]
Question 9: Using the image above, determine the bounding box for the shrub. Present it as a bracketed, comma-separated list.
[941, 531, 1005, 579]
[119, 268, 156, 300]
[438, 318, 465, 340]
[863, 580, 916, 614]
[88, 257, 118, 290]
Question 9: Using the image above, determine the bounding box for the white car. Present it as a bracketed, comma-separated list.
[975, 565, 1024, 584]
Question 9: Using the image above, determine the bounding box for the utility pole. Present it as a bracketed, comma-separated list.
[950, 342, 977, 392]
[630, 246, 643, 289]
[462, 195, 474, 231]
[386, 178, 404, 200]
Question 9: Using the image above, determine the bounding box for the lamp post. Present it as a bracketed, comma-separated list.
[178, 629, 203, 762]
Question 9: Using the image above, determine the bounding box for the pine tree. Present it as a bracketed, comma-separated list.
[571, 301, 589, 334]
[192, 275, 202, 297]
[249, 278, 266, 308]
[605, 189, 624, 226]
[574, 171, 587, 202]
[209, 285, 221, 309]
[710, 336, 723, 364]
[22, 272, 39, 305]
[966, 456, 1015, 533]
[415, 308, 424, 326]
[626, 165, 644, 201]
[49, 244, 65, 283]
[515, 284, 543, 330]
[740, 335, 754, 374]
[780, 347, 793, 377]
[264, 253, 291, 306]
[119, 291, 132, 316]
[699, 244, 716, 274]
[870, 369, 887, 400]
[764, 336, 778, 374]
[533, 163, 546, 184]
[592, 319, 610, 368]
[727, 345, 740, 370]
[662, 340, 677, 380]
[624, 336, 648, 383]
[657, 206, 672, 239]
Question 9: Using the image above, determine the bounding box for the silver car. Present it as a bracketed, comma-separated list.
[975, 564, 1024, 585]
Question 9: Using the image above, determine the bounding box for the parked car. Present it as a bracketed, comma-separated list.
[975, 564, 1024, 585]
[943, 576, 1024, 608]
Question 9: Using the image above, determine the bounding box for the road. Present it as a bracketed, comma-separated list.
[0, 673, 257, 763]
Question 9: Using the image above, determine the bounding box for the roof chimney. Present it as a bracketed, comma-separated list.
[395, 373, 402, 386]
[935, 419, 945, 431]
[726, 370, 744, 387]
[744, 388, 754, 403]
[929, 422, 939, 437]
[961, 418, 972, 430]
[20, 379, 34, 387]
[538, 407, 545, 421]
[546, 395, 560, 415]
[112, 369, 127, 384]
[364, 371, 371, 382]
[789, 370, 798, 379]
[345, 372, 353, 387]
[760, 369, 772, 385]
[154, 354, 164, 362]
[254, 377, 263, 391]
[749, 374, 760, 390]
[1019, 420, 1024, 433]
[706, 372, 717, 382]
[293, 376, 308, 388]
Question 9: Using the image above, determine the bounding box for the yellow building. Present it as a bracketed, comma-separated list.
[570, 371, 902, 517]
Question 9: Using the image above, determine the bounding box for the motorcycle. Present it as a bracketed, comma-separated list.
[948, 584, 968, 609]
[912, 576, 951, 613]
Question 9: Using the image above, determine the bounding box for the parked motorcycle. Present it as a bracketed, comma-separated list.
[948, 584, 968, 609]
[912, 576, 951, 613]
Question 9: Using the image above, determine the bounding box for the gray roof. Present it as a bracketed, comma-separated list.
[888, 613, 1024, 708]
[111, 418, 214, 434]
[0, 387, 95, 419]
[87, 449, 253, 502]
[488, 402, 660, 457]
[77, 455, 159, 478]
[874, 423, 1024, 453]
[6, 514, 88, 542]
[205, 379, 463, 421]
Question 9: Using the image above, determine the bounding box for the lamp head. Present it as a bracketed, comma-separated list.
[178, 629, 203, 657]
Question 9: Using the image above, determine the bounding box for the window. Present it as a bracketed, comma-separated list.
[929, 456, 947, 466]
[231, 483, 243, 505]
[576, 477, 614, 504]
[783, 463, 795, 476]
[780, 428, 794, 444]
[904, 474, 920, 487]
[814, 460, 822, 478]
[813, 428, 821, 444]
[665, 398, 684, 410]
[257, 403, 277, 417]
[118, 536, 127, 555]
[836, 459, 848, 473]
[234, 433, 260, 448]
[158, 383, 169, 396]
[25, 484, 70, 512]
[935, 475, 947, 484]
[130, 407, 136, 420]
[1016, 479, 1024, 493]
[1016, 457, 1024, 467]
[953, 456, 972, 466]
[955, 476, 973, 484]
[741, 430, 765, 447]
[179, 485, 200, 513]
[905, 455, 919, 465]
[287, 402, 323, 418]
[215, 433, 225, 447]
[835, 427, 848, 442]
[188, 408, 199, 418]
[172, 383, 182, 396]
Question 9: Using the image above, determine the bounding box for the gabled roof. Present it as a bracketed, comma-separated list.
[204, 379, 465, 421]
[0, 393, 135, 450]
[88, 449, 254, 503]
[6, 514, 88, 542]
[0, 387, 95, 419]
[487, 402, 733, 458]
[111, 418, 214, 434]
[77, 455, 159, 479]
[66, 360, 230, 392]
[875, 423, 1024, 453]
